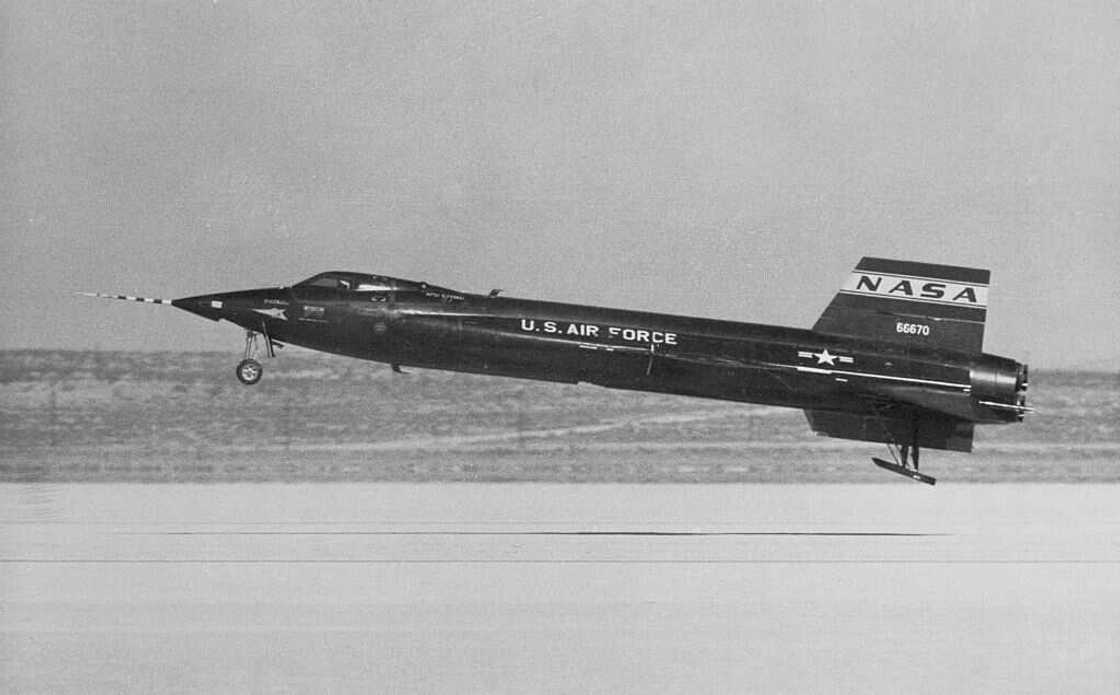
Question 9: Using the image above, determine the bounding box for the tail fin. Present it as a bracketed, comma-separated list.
[812, 257, 990, 353]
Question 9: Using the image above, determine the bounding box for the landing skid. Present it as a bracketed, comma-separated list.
[872, 457, 936, 486]
[863, 406, 936, 485]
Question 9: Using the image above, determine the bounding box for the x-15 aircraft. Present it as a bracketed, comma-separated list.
[82, 257, 1030, 484]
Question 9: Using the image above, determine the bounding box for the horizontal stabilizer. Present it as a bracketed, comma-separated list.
[805, 408, 974, 452]
[813, 257, 990, 353]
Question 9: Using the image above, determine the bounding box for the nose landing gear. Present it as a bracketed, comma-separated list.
[235, 326, 279, 385]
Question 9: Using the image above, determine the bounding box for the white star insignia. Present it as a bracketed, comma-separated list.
[814, 349, 837, 365]
[252, 307, 288, 321]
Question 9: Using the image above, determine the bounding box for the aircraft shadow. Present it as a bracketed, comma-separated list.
[146, 530, 948, 537]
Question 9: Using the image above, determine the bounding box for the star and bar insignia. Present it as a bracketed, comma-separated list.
[797, 348, 854, 366]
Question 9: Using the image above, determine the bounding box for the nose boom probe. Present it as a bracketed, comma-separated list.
[76, 292, 173, 306]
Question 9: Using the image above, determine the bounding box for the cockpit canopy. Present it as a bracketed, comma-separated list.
[293, 271, 464, 300]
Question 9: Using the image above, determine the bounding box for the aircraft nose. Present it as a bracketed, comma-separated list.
[171, 294, 229, 321]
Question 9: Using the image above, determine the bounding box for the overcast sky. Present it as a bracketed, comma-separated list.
[2, 1, 1117, 368]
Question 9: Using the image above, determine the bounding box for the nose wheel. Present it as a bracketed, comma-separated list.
[235, 326, 278, 385]
[236, 358, 263, 385]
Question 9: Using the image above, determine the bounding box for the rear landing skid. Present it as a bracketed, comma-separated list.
[861, 404, 937, 485]
[872, 457, 936, 485]
[872, 442, 936, 485]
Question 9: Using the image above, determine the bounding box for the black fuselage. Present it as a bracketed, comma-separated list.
[174, 281, 1024, 428]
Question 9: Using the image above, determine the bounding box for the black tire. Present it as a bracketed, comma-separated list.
[236, 358, 263, 385]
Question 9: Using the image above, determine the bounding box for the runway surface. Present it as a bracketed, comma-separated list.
[2, 483, 1119, 693]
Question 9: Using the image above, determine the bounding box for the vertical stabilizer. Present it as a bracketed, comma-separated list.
[812, 257, 990, 353]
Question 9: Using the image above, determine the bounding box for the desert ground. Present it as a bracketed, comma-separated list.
[1, 351, 1117, 483]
